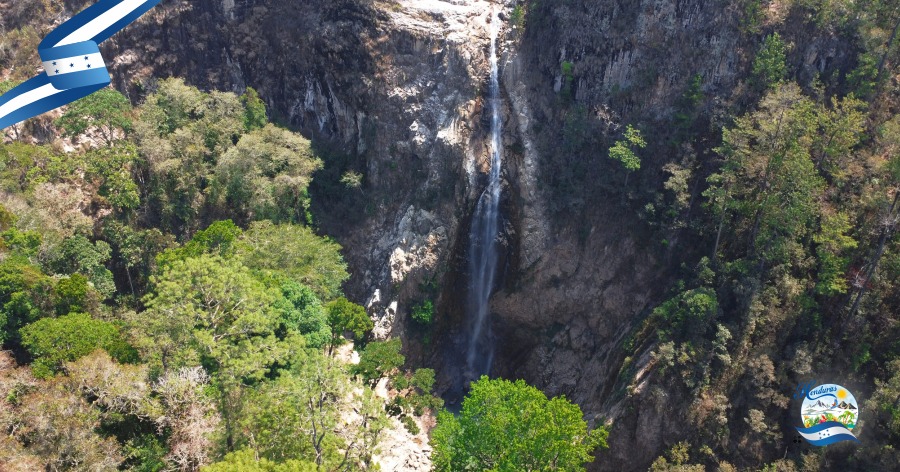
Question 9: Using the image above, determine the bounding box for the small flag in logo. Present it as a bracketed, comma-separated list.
[795, 421, 859, 447]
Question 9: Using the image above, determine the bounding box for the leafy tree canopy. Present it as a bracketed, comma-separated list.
[274, 280, 331, 348]
[214, 124, 323, 224]
[236, 221, 349, 300]
[136, 254, 285, 381]
[20, 313, 137, 378]
[237, 350, 388, 469]
[431, 376, 608, 472]
[608, 125, 646, 173]
[752, 33, 788, 89]
[157, 219, 243, 268]
[325, 297, 372, 353]
[55, 88, 133, 146]
[0, 255, 54, 342]
[45, 235, 116, 298]
[353, 338, 404, 387]
[241, 87, 268, 132]
[202, 449, 316, 472]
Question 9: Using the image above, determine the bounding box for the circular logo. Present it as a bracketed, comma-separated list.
[801, 384, 858, 430]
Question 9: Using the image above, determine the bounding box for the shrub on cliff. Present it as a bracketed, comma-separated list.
[752, 33, 787, 89]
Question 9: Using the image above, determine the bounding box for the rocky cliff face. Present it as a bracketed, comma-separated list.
[486, 1, 749, 468]
[492, 3, 858, 468]
[106, 0, 495, 339]
[57, 0, 859, 470]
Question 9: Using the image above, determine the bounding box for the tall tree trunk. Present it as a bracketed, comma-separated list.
[684, 168, 702, 225]
[713, 215, 726, 262]
[847, 192, 899, 320]
[877, 15, 900, 80]
[125, 266, 135, 297]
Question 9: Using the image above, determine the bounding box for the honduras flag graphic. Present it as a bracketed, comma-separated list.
[796, 382, 860, 447]
[0, 0, 161, 129]
[796, 421, 860, 447]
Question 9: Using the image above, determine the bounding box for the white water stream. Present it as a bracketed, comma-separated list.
[465, 8, 502, 380]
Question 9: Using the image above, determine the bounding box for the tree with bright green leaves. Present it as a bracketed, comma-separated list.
[752, 33, 788, 90]
[608, 124, 646, 191]
[0, 226, 41, 258]
[136, 78, 207, 136]
[102, 221, 174, 298]
[431, 377, 608, 471]
[157, 219, 243, 268]
[325, 297, 373, 354]
[241, 87, 268, 132]
[202, 449, 316, 472]
[45, 235, 117, 298]
[844, 0, 900, 95]
[411, 300, 434, 325]
[812, 94, 866, 181]
[236, 221, 349, 300]
[0, 142, 64, 194]
[848, 51, 880, 99]
[214, 124, 323, 224]
[238, 350, 387, 469]
[55, 88, 132, 146]
[353, 339, 404, 387]
[135, 254, 286, 380]
[704, 83, 824, 265]
[134, 79, 245, 236]
[136, 254, 293, 451]
[0, 255, 54, 342]
[391, 367, 443, 418]
[20, 312, 137, 378]
[652, 287, 719, 341]
[274, 280, 331, 349]
[53, 273, 96, 316]
[813, 211, 858, 296]
[83, 143, 142, 213]
[153, 218, 348, 308]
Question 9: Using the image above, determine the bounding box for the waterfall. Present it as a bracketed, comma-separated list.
[465, 9, 502, 380]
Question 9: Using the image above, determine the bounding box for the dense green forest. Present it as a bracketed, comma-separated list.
[0, 79, 374, 470]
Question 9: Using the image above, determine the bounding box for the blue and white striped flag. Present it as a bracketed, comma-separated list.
[796, 421, 860, 447]
[0, 0, 161, 129]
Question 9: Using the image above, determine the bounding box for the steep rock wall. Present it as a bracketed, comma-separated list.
[103, 0, 501, 344]
[488, 2, 858, 470]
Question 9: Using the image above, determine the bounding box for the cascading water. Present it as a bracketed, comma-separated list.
[465, 9, 503, 381]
